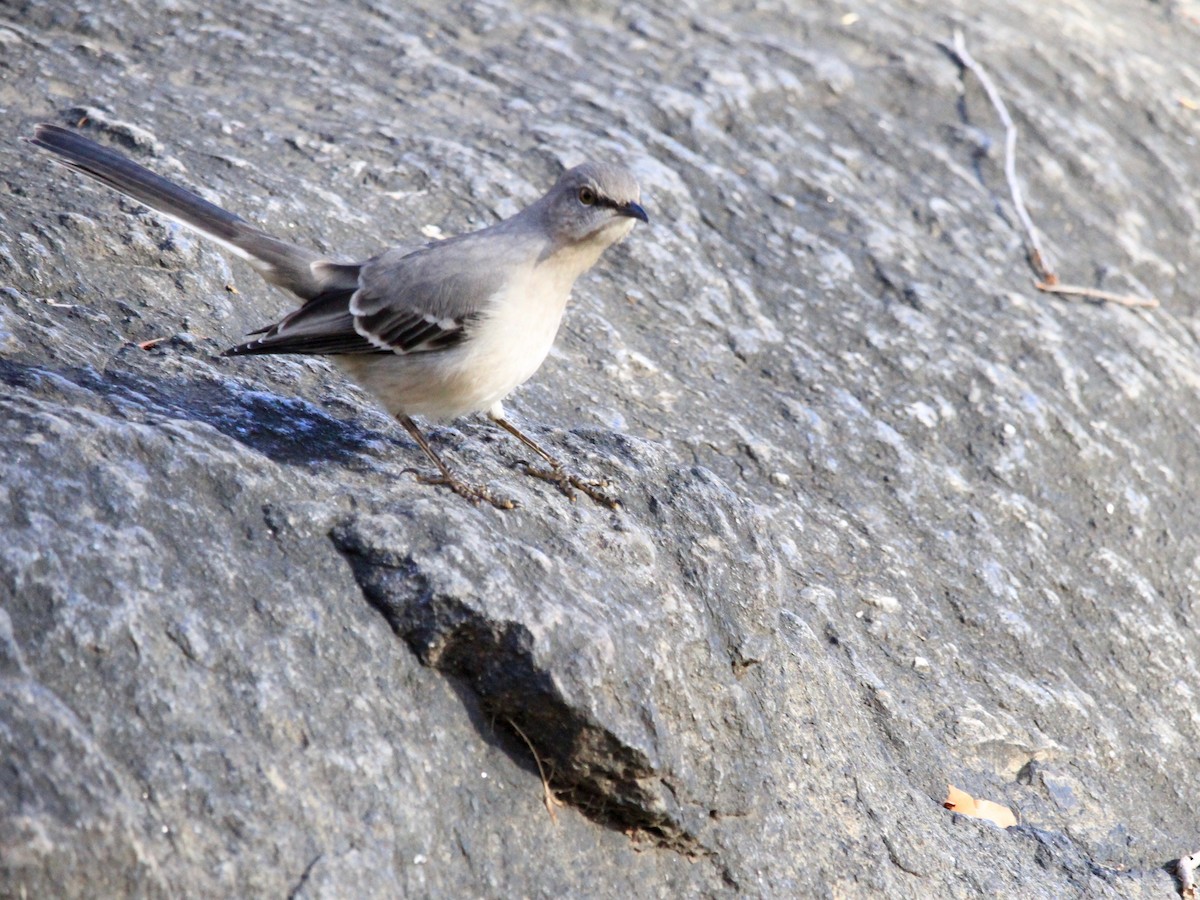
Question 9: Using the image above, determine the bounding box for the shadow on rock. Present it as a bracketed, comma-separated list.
[0, 355, 389, 470]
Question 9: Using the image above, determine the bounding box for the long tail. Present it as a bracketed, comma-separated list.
[27, 123, 327, 298]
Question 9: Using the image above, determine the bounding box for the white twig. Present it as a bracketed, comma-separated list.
[945, 31, 1160, 310]
[1035, 281, 1159, 309]
[951, 29, 1054, 280]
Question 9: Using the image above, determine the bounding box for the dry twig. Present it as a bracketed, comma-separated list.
[949, 29, 1055, 283]
[945, 30, 1160, 309]
[1035, 281, 1158, 309]
[506, 717, 563, 824]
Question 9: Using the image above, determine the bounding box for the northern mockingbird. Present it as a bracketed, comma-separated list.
[27, 123, 648, 509]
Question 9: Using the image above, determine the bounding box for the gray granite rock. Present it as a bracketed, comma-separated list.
[2, 0, 1198, 896]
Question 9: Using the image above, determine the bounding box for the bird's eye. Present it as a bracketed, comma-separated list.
[578, 186, 597, 206]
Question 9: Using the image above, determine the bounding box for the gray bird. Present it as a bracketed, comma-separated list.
[27, 123, 648, 508]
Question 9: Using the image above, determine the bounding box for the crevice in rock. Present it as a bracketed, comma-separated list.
[285, 852, 323, 900]
[330, 524, 708, 858]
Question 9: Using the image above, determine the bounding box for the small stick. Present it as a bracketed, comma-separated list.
[1035, 281, 1159, 309]
[950, 29, 1055, 283]
[945, 31, 1160, 309]
[505, 717, 562, 823]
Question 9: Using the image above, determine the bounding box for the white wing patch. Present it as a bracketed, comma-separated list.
[350, 287, 467, 354]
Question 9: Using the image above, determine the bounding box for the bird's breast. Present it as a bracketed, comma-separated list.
[466, 267, 571, 396]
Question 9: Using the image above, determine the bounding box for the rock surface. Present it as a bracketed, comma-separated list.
[2, 0, 1199, 896]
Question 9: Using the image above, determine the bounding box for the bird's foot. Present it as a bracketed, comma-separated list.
[522, 464, 620, 509]
[407, 469, 518, 510]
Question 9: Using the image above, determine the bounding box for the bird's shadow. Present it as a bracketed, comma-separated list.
[0, 354, 392, 471]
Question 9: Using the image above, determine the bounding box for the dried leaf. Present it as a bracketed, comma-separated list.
[943, 784, 1017, 828]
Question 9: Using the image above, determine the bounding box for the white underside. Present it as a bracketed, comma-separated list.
[334, 267, 570, 420]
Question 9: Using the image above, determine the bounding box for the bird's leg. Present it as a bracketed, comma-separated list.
[398, 415, 516, 510]
[487, 408, 619, 509]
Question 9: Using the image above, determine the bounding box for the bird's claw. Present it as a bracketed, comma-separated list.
[522, 464, 620, 509]
[409, 470, 518, 510]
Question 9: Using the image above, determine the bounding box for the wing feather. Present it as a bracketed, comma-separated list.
[224, 226, 536, 358]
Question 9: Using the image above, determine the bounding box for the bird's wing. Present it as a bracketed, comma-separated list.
[225, 234, 522, 358]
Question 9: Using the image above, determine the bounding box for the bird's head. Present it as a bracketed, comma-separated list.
[542, 161, 649, 249]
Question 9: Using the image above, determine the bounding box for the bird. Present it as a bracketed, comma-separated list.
[26, 123, 649, 509]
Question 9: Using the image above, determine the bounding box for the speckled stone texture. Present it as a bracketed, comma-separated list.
[2, 0, 1199, 896]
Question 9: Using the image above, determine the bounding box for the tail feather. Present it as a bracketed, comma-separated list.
[29, 124, 252, 246]
[28, 123, 327, 298]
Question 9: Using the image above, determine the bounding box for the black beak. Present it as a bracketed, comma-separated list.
[619, 201, 649, 224]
